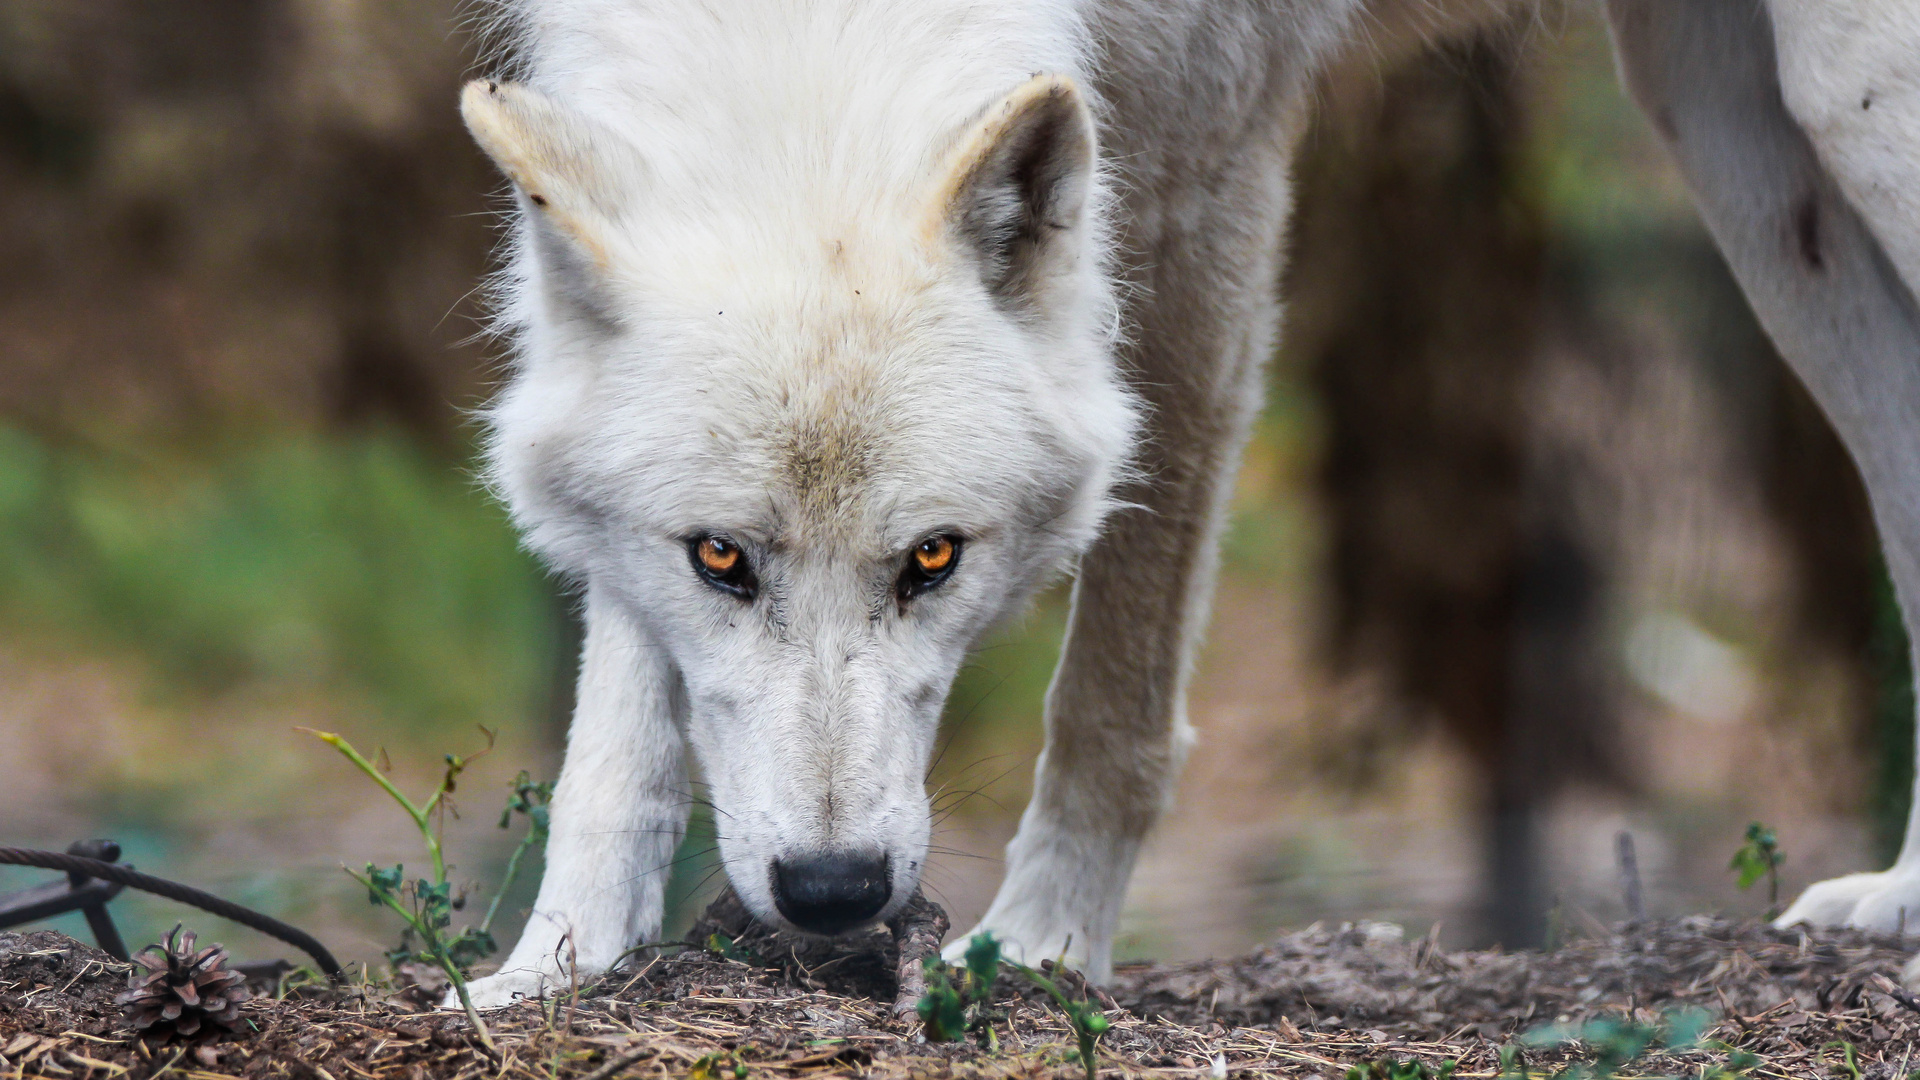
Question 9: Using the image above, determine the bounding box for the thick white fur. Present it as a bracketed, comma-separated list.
[1769, 1, 1920, 296]
[455, 0, 1920, 1006]
[1608, 0, 1920, 985]
[463, 0, 1144, 1004]
[1765, 0, 1920, 946]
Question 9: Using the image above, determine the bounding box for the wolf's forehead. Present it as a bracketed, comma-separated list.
[777, 412, 876, 518]
[721, 365, 939, 540]
[613, 248, 1057, 538]
[659, 354, 1030, 544]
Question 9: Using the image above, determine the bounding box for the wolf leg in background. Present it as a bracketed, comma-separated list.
[470, 589, 689, 1007]
[1610, 0, 1920, 958]
[946, 6, 1354, 979]
[945, 124, 1296, 982]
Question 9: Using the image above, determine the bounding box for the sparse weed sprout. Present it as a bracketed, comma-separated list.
[1821, 1040, 1864, 1080]
[916, 931, 1002, 1044]
[1699, 1050, 1763, 1080]
[1729, 822, 1785, 912]
[1018, 958, 1112, 1080]
[689, 1051, 749, 1080]
[306, 726, 552, 1053]
[706, 931, 754, 963]
[964, 932, 1003, 1001]
[1526, 1015, 1658, 1078]
[485, 770, 555, 938]
[916, 965, 968, 1043]
[1507, 1008, 1758, 1080]
[917, 934, 1111, 1080]
[1345, 1061, 1456, 1080]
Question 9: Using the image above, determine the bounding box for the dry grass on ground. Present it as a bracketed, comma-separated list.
[4, 916, 1919, 1080]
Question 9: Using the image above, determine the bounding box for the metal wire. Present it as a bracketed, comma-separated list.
[0, 847, 344, 981]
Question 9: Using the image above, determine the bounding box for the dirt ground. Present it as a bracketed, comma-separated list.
[4, 914, 1918, 1080]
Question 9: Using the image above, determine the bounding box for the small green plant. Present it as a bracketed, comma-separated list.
[1012, 957, 1110, 1080]
[963, 932, 1003, 999]
[915, 934, 1111, 1080]
[1510, 1009, 1738, 1080]
[1346, 1060, 1456, 1079]
[1822, 1041, 1864, 1080]
[916, 961, 970, 1043]
[1531, 1016, 1658, 1079]
[689, 1051, 749, 1080]
[1696, 1048, 1762, 1080]
[483, 770, 555, 939]
[1021, 960, 1113, 1076]
[705, 931, 754, 963]
[1730, 822, 1785, 912]
[916, 932, 1004, 1045]
[307, 726, 553, 1054]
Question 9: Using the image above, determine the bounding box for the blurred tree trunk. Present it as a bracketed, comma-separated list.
[1286, 15, 1897, 943]
[1282, 25, 1610, 947]
[0, 0, 495, 446]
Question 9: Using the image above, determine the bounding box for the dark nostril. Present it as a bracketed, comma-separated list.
[769, 851, 892, 935]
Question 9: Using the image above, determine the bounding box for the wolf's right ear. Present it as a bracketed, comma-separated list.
[461, 79, 640, 295]
[930, 75, 1097, 314]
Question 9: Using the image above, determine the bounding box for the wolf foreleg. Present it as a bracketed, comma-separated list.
[1609, 0, 1920, 963]
[952, 115, 1302, 981]
[465, 588, 688, 1007]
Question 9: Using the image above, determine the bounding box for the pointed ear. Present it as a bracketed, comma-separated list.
[931, 75, 1097, 312]
[461, 79, 640, 275]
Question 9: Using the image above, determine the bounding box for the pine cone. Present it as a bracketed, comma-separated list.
[117, 924, 251, 1038]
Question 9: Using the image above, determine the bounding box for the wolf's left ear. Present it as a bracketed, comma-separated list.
[461, 79, 641, 289]
[933, 75, 1097, 312]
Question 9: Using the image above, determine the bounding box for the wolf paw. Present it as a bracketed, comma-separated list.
[943, 920, 1109, 984]
[1775, 867, 1920, 933]
[455, 965, 560, 1010]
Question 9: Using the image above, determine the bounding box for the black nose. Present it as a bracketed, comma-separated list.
[770, 851, 892, 934]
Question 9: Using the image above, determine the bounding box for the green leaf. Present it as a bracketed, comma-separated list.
[1345, 1065, 1456, 1080]
[366, 864, 405, 905]
[1665, 1006, 1710, 1050]
[1730, 822, 1784, 891]
[916, 962, 968, 1042]
[418, 879, 454, 929]
[963, 933, 1001, 1002]
[445, 928, 498, 970]
[689, 1052, 745, 1080]
[705, 932, 752, 963]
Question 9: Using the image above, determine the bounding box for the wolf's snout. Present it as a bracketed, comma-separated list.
[769, 851, 892, 934]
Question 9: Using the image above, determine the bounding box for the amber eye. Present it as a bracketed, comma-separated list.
[914, 536, 955, 575]
[898, 534, 962, 601]
[689, 535, 756, 598]
[698, 537, 739, 574]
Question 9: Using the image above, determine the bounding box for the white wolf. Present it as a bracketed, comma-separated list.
[456, 0, 1920, 1005]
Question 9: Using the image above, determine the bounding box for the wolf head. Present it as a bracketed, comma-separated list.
[462, 72, 1135, 933]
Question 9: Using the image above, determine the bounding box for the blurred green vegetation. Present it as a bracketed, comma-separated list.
[0, 426, 564, 962]
[0, 424, 564, 739]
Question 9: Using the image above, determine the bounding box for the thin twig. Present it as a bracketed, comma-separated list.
[1615, 831, 1646, 925]
[577, 1044, 652, 1080]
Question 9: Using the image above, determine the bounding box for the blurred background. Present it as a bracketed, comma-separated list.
[0, 0, 1910, 972]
